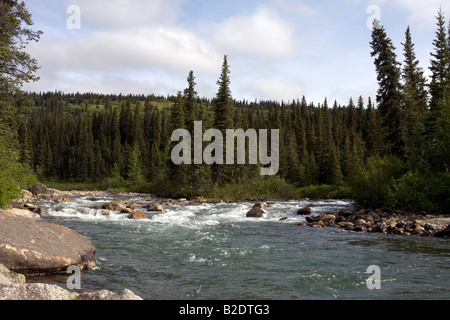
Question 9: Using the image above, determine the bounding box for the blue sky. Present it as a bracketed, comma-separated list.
[23, 0, 450, 105]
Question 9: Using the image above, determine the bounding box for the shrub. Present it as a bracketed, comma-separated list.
[347, 156, 405, 209]
[0, 145, 38, 208]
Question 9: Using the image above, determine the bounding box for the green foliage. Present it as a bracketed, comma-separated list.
[0, 144, 37, 208]
[207, 175, 301, 202]
[297, 184, 351, 200]
[347, 156, 405, 209]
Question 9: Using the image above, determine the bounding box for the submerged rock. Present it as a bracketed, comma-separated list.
[128, 211, 148, 220]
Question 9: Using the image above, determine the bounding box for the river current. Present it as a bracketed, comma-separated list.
[32, 195, 450, 300]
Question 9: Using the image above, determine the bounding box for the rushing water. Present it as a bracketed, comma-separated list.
[32, 195, 450, 300]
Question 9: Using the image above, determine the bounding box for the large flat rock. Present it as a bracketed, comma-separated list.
[0, 210, 96, 275]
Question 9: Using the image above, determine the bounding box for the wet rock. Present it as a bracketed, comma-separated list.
[425, 224, 437, 232]
[120, 208, 133, 214]
[297, 207, 312, 215]
[148, 204, 164, 212]
[353, 225, 367, 232]
[102, 199, 127, 211]
[246, 207, 265, 218]
[55, 197, 70, 203]
[253, 202, 268, 209]
[435, 224, 450, 238]
[128, 211, 148, 220]
[338, 209, 355, 218]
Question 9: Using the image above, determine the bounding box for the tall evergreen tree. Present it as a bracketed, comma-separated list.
[429, 8, 450, 113]
[370, 20, 408, 159]
[183, 71, 197, 133]
[212, 55, 235, 186]
[401, 26, 428, 159]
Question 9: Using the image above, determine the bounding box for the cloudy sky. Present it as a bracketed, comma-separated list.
[23, 0, 450, 105]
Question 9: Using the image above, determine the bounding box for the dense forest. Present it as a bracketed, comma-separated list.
[1, 1, 449, 214]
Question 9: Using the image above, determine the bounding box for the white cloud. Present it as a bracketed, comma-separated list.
[369, 0, 450, 30]
[212, 7, 297, 59]
[239, 77, 304, 101]
[73, 0, 184, 29]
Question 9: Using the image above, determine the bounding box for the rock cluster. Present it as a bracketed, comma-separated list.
[301, 208, 450, 238]
[0, 264, 142, 300]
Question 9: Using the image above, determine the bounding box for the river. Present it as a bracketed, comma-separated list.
[30, 195, 450, 300]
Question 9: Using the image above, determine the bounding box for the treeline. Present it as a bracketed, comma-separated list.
[2, 1, 450, 214]
[21, 89, 377, 189]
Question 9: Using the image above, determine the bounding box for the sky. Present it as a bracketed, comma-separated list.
[22, 0, 450, 106]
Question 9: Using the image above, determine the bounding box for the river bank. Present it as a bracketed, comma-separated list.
[13, 183, 450, 239]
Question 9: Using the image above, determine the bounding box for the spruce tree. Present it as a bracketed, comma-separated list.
[212, 55, 235, 186]
[429, 8, 450, 113]
[370, 20, 408, 159]
[183, 71, 197, 133]
[401, 26, 428, 159]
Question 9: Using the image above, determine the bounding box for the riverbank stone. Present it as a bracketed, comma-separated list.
[0, 209, 96, 275]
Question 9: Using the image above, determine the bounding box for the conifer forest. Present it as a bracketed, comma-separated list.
[1, 2, 450, 215]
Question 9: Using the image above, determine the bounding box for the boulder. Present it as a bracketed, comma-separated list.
[120, 208, 133, 214]
[0, 210, 96, 275]
[0, 264, 142, 300]
[28, 184, 52, 197]
[354, 219, 367, 226]
[148, 204, 164, 212]
[128, 211, 148, 220]
[246, 207, 265, 218]
[5, 208, 40, 220]
[253, 202, 268, 209]
[297, 207, 312, 215]
[102, 199, 127, 211]
[435, 224, 450, 238]
[338, 209, 355, 217]
[55, 197, 70, 203]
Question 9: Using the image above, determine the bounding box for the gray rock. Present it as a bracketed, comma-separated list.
[0, 264, 142, 300]
[28, 184, 51, 197]
[0, 210, 96, 275]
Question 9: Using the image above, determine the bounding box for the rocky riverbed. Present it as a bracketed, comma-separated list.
[0, 184, 143, 300]
[297, 206, 450, 238]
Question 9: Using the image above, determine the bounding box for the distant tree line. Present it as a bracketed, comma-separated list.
[1, 1, 450, 213]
